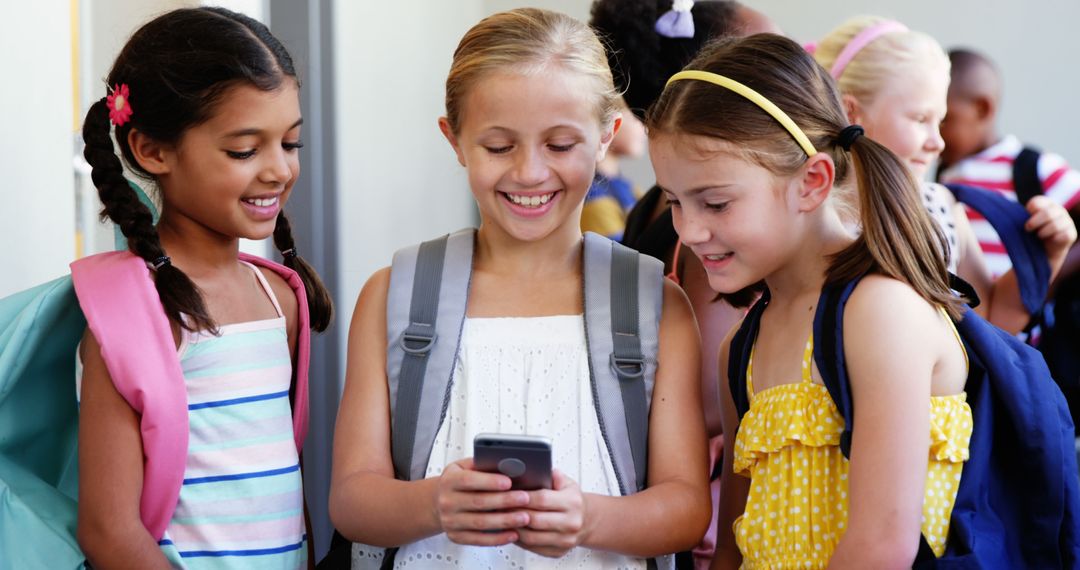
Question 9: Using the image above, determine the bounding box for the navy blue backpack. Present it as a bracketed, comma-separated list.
[728, 190, 1080, 567]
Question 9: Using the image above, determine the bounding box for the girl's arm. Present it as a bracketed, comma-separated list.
[77, 330, 172, 569]
[710, 323, 750, 570]
[328, 268, 529, 548]
[826, 276, 945, 569]
[516, 279, 711, 558]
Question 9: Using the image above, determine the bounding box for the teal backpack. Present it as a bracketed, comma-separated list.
[0, 276, 86, 569]
[0, 183, 314, 569]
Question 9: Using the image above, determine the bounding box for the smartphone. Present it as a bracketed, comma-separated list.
[473, 433, 553, 491]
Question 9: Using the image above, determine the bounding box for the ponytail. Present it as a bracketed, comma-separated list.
[272, 212, 333, 332]
[648, 35, 964, 319]
[828, 133, 964, 320]
[81, 99, 215, 332]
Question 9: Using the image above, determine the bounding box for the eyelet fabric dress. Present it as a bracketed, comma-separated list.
[353, 315, 646, 570]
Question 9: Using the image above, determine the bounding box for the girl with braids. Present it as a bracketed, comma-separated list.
[76, 7, 331, 568]
[648, 34, 971, 568]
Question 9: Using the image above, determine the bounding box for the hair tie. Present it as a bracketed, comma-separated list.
[666, 70, 818, 157]
[837, 125, 864, 151]
[107, 83, 133, 127]
[655, 0, 695, 39]
[280, 248, 297, 259]
[829, 20, 908, 80]
[151, 255, 171, 270]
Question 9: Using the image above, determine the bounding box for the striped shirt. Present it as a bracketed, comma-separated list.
[939, 135, 1080, 277]
[78, 262, 306, 569]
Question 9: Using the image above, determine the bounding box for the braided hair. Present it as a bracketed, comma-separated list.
[82, 7, 332, 332]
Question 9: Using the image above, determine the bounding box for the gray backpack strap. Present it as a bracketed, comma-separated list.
[386, 228, 475, 481]
[582, 232, 663, 495]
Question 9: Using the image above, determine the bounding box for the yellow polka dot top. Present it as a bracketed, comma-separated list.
[732, 326, 972, 569]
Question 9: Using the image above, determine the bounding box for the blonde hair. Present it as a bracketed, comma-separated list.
[445, 8, 620, 133]
[814, 15, 950, 108]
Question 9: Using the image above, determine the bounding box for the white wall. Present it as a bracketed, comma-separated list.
[485, 0, 588, 20]
[0, 4, 75, 297]
[747, 1, 1080, 174]
[333, 0, 485, 313]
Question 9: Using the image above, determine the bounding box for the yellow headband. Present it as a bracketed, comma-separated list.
[665, 70, 818, 157]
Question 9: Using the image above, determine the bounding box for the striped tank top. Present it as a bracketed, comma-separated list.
[157, 261, 306, 568]
[73, 261, 308, 568]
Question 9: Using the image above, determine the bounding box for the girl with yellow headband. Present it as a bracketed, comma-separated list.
[649, 34, 970, 568]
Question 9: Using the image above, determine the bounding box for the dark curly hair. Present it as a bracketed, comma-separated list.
[82, 6, 333, 332]
[590, 0, 740, 119]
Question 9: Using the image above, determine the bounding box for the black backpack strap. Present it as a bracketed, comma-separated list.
[727, 289, 770, 421]
[949, 272, 981, 309]
[1013, 146, 1044, 205]
[811, 278, 861, 458]
[945, 183, 1051, 317]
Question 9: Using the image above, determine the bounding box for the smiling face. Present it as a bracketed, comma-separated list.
[650, 133, 803, 294]
[852, 61, 949, 180]
[441, 67, 616, 243]
[154, 81, 302, 242]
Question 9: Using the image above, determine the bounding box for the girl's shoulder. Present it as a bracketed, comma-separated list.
[841, 274, 963, 380]
[351, 266, 391, 328]
[844, 274, 943, 329]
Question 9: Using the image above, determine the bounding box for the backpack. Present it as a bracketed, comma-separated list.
[1009, 146, 1080, 414]
[0, 250, 311, 569]
[943, 182, 1050, 318]
[728, 276, 1080, 568]
[323, 229, 673, 570]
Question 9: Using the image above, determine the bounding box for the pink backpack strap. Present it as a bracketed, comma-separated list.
[70, 251, 187, 541]
[239, 253, 310, 450]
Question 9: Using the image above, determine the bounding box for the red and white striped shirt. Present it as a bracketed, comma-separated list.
[939, 135, 1080, 277]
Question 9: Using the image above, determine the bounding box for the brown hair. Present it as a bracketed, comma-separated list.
[648, 35, 962, 318]
[444, 8, 620, 133]
[82, 7, 332, 333]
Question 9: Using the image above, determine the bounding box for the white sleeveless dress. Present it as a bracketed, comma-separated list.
[353, 315, 646, 569]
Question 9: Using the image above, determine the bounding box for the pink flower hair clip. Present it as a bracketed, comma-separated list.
[107, 83, 133, 127]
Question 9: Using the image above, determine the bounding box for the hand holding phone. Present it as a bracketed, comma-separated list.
[473, 433, 553, 491]
[436, 458, 531, 546]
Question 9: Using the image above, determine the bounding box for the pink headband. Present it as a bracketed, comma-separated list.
[829, 20, 909, 80]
